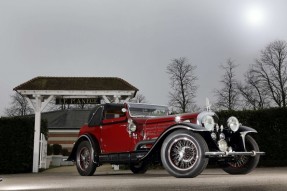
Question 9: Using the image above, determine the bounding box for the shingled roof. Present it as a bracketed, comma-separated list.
[14, 76, 138, 91]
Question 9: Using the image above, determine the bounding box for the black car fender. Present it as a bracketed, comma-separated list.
[226, 126, 258, 152]
[238, 125, 258, 134]
[67, 134, 100, 164]
[237, 126, 258, 151]
[236, 126, 258, 145]
[138, 123, 209, 161]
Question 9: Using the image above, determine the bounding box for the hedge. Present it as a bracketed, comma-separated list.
[217, 108, 287, 166]
[0, 117, 47, 174]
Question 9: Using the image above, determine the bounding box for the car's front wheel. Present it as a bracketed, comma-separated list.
[76, 140, 97, 176]
[221, 135, 260, 175]
[161, 130, 209, 178]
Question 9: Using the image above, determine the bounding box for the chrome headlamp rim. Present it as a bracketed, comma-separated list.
[227, 116, 240, 132]
[202, 115, 215, 131]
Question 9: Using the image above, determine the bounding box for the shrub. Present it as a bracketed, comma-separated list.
[52, 144, 62, 155]
[0, 116, 47, 174]
[61, 148, 70, 156]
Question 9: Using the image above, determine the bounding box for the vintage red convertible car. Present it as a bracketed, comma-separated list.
[68, 103, 264, 178]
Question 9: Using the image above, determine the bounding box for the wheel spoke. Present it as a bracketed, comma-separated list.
[168, 137, 198, 170]
[78, 147, 91, 171]
[228, 137, 254, 168]
[229, 155, 249, 168]
[80, 154, 85, 161]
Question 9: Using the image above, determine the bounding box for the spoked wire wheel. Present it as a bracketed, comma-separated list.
[222, 135, 260, 175]
[228, 155, 249, 168]
[168, 137, 198, 171]
[78, 147, 91, 171]
[161, 130, 209, 178]
[76, 140, 97, 176]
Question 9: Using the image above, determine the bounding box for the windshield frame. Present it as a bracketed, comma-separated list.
[127, 103, 169, 118]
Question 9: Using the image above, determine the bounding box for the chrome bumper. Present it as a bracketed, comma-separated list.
[205, 151, 265, 157]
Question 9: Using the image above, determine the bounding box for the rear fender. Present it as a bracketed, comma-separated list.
[139, 123, 208, 161]
[67, 134, 100, 164]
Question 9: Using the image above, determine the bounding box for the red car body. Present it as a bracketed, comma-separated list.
[78, 106, 198, 154]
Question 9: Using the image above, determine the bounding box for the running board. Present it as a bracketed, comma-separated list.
[205, 151, 265, 157]
[98, 151, 148, 164]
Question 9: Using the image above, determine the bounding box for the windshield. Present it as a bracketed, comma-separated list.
[127, 103, 169, 117]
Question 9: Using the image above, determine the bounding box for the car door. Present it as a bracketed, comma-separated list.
[100, 105, 132, 153]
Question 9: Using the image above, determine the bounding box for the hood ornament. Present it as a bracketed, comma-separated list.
[206, 98, 211, 112]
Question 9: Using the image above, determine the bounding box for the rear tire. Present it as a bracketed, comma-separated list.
[161, 130, 209, 178]
[130, 162, 148, 174]
[76, 140, 97, 176]
[222, 135, 260, 175]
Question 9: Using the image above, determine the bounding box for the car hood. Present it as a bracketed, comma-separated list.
[132, 113, 199, 125]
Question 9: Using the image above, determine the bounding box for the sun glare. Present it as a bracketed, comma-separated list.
[245, 5, 265, 27]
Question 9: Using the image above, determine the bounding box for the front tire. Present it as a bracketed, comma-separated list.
[76, 140, 97, 176]
[161, 130, 209, 178]
[222, 135, 260, 175]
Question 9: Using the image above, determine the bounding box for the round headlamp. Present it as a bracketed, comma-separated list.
[218, 139, 228, 152]
[227, 116, 240, 132]
[202, 115, 215, 131]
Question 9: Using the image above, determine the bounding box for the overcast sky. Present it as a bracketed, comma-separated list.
[1, 0, 287, 116]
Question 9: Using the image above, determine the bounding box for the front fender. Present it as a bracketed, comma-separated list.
[238, 125, 258, 134]
[237, 126, 257, 151]
[67, 134, 99, 163]
[139, 123, 207, 161]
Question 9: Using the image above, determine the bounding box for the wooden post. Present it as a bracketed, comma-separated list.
[32, 95, 42, 173]
[26, 95, 54, 173]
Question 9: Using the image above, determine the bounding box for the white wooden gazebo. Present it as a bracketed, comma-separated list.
[13, 76, 138, 173]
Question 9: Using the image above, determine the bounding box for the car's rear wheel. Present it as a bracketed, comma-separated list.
[221, 135, 260, 175]
[130, 162, 148, 174]
[161, 130, 209, 178]
[76, 140, 97, 176]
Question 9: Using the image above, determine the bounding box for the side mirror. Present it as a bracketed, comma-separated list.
[122, 108, 127, 113]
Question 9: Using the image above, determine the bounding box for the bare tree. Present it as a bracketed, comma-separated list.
[250, 40, 287, 108]
[5, 93, 34, 116]
[130, 93, 148, 103]
[167, 57, 198, 113]
[237, 69, 269, 110]
[214, 59, 239, 110]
